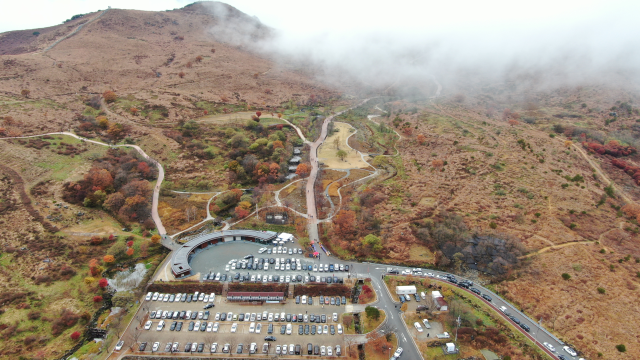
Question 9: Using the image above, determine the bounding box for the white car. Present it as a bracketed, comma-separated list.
[225, 265, 230, 271]
[210, 293, 215, 302]
[324, 264, 329, 271]
[174, 293, 182, 302]
[214, 312, 220, 321]
[257, 313, 262, 321]
[264, 263, 269, 271]
[194, 321, 201, 330]
[212, 322, 219, 332]
[145, 292, 152, 301]
[250, 313, 257, 321]
[321, 345, 326, 356]
[203, 295, 209, 302]
[289, 344, 295, 354]
[172, 342, 179, 352]
[251, 275, 256, 282]
[393, 347, 403, 358]
[563, 346, 577, 356]
[275, 345, 281, 355]
[210, 343, 218, 353]
[327, 346, 333, 356]
[337, 324, 343, 334]
[206, 322, 213, 332]
[186, 310, 192, 319]
[194, 291, 199, 301]
[152, 292, 159, 301]
[413, 322, 423, 332]
[199, 293, 205, 301]
[333, 313, 338, 322]
[286, 263, 291, 271]
[422, 319, 430, 328]
[231, 323, 238, 333]
[280, 312, 286, 321]
[163, 294, 170, 301]
[543, 342, 556, 352]
[152, 342, 160, 352]
[255, 323, 262, 333]
[249, 322, 256, 333]
[426, 272, 434, 277]
[275, 263, 280, 270]
[286, 323, 292, 334]
[144, 321, 153, 330]
[301, 295, 307, 303]
[401, 269, 411, 275]
[285, 275, 291, 282]
[258, 247, 267, 254]
[268, 313, 274, 322]
[198, 311, 204, 320]
[317, 325, 322, 334]
[156, 320, 165, 331]
[244, 312, 250, 321]
[115, 340, 124, 351]
[288, 249, 293, 255]
[313, 264, 318, 272]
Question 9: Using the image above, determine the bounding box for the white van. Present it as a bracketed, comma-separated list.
[499, 306, 507, 313]
[420, 292, 426, 300]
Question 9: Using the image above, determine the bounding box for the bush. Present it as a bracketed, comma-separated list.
[32, 31, 40, 36]
[562, 273, 571, 280]
[616, 344, 626, 352]
[597, 287, 606, 294]
[98, 278, 109, 288]
[93, 295, 103, 303]
[102, 90, 117, 103]
[365, 306, 380, 320]
[489, 222, 497, 229]
[70, 331, 81, 340]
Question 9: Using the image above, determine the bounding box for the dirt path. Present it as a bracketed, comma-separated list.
[0, 132, 168, 238]
[43, 9, 109, 53]
[519, 240, 596, 259]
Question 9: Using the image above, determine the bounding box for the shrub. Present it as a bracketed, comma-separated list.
[597, 287, 606, 294]
[102, 90, 116, 103]
[489, 222, 497, 229]
[365, 306, 381, 320]
[178, 71, 185, 78]
[103, 255, 115, 263]
[27, 311, 41, 320]
[562, 273, 571, 280]
[70, 331, 81, 340]
[33, 31, 40, 36]
[616, 344, 626, 352]
[93, 295, 103, 303]
[98, 278, 109, 288]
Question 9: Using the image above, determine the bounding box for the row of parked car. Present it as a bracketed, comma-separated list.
[295, 294, 346, 306]
[146, 291, 215, 304]
[137, 340, 342, 356]
[217, 272, 345, 284]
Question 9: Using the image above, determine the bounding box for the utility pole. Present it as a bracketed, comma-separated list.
[454, 315, 461, 343]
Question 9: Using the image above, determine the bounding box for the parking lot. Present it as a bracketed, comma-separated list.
[190, 240, 352, 284]
[131, 293, 346, 356]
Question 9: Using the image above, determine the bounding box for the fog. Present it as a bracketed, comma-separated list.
[205, 0, 640, 95]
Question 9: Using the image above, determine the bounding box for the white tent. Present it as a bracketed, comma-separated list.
[446, 343, 456, 353]
[277, 233, 294, 243]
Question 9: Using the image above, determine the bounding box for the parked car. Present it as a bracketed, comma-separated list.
[414, 322, 423, 332]
[543, 342, 556, 352]
[115, 340, 124, 351]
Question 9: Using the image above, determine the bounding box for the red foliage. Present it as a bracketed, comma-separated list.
[51, 309, 80, 336]
[126, 247, 134, 256]
[255, 111, 262, 117]
[70, 331, 81, 340]
[93, 295, 103, 303]
[90, 236, 103, 245]
[276, 124, 283, 130]
[402, 127, 413, 136]
[126, 240, 134, 247]
[296, 163, 310, 177]
[98, 278, 109, 288]
[108, 234, 115, 241]
[583, 141, 635, 157]
[611, 158, 640, 185]
[235, 206, 250, 219]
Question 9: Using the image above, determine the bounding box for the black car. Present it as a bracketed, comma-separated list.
[482, 294, 492, 301]
[296, 296, 300, 304]
[170, 321, 177, 331]
[268, 323, 273, 334]
[291, 263, 296, 271]
[258, 264, 263, 270]
[330, 325, 335, 335]
[204, 303, 214, 309]
[238, 313, 245, 321]
[265, 335, 277, 341]
[176, 322, 183, 331]
[310, 314, 315, 322]
[295, 344, 301, 355]
[308, 343, 313, 355]
[139, 342, 147, 351]
[311, 325, 316, 335]
[280, 325, 286, 334]
[220, 313, 226, 321]
[314, 345, 320, 355]
[187, 294, 193, 302]
[519, 323, 530, 332]
[191, 312, 197, 320]
[399, 296, 405, 303]
[310, 276, 316, 282]
[298, 313, 303, 322]
[342, 296, 347, 305]
[388, 269, 399, 274]
[321, 314, 326, 323]
[286, 314, 292, 322]
[197, 343, 204, 352]
[510, 316, 521, 325]
[234, 273, 240, 280]
[237, 344, 244, 354]
[244, 254, 253, 259]
[269, 258, 275, 264]
[414, 293, 420, 301]
[308, 296, 313, 305]
[470, 287, 481, 295]
[184, 343, 192, 352]
[221, 274, 227, 281]
[335, 296, 340, 305]
[558, 356, 568, 360]
[247, 263, 253, 270]
[305, 324, 310, 334]
[200, 322, 207, 331]
[188, 321, 195, 331]
[297, 275, 302, 282]
[181, 293, 187, 302]
[298, 325, 303, 335]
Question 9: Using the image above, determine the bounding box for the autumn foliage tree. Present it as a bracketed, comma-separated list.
[21, 89, 31, 98]
[296, 163, 310, 177]
[70, 331, 81, 340]
[195, 55, 203, 62]
[102, 90, 117, 103]
[93, 295, 103, 303]
[417, 134, 426, 144]
[98, 278, 109, 288]
[126, 247, 134, 256]
[103, 255, 115, 263]
[178, 71, 185, 78]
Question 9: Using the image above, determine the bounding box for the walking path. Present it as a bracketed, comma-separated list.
[43, 9, 109, 53]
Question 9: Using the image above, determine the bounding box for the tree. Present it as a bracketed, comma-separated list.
[107, 122, 126, 141]
[277, 113, 282, 119]
[195, 55, 203, 62]
[362, 234, 383, 254]
[103, 255, 115, 263]
[98, 278, 109, 288]
[21, 89, 31, 98]
[508, 119, 519, 126]
[336, 150, 348, 161]
[93, 295, 103, 303]
[126, 247, 134, 256]
[402, 127, 413, 136]
[417, 134, 426, 144]
[130, 107, 139, 115]
[235, 206, 250, 219]
[70, 331, 81, 340]
[364, 306, 381, 320]
[84, 277, 96, 284]
[255, 111, 261, 117]
[562, 273, 571, 280]
[151, 234, 161, 244]
[102, 90, 117, 103]
[296, 163, 310, 177]
[342, 314, 354, 329]
[96, 116, 109, 129]
[178, 71, 185, 78]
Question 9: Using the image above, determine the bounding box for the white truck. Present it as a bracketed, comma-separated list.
[436, 332, 450, 339]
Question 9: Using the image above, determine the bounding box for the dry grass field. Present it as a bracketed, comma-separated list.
[318, 122, 370, 169]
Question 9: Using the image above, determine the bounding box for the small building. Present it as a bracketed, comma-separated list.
[396, 285, 417, 295]
[288, 165, 298, 172]
[289, 156, 301, 164]
[293, 148, 301, 155]
[277, 233, 294, 243]
[435, 297, 448, 311]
